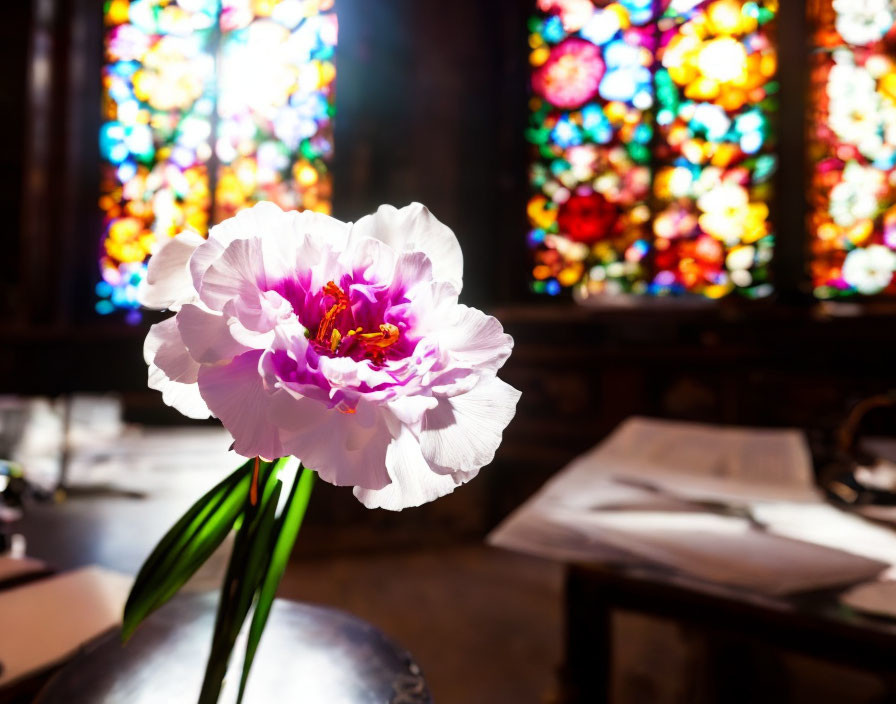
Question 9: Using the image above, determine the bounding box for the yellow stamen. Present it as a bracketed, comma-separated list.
[358, 323, 401, 363]
[358, 323, 400, 350]
[330, 328, 342, 352]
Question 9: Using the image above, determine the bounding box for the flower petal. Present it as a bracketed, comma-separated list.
[436, 305, 514, 375]
[189, 201, 286, 294]
[341, 232, 397, 286]
[419, 376, 521, 473]
[353, 424, 478, 511]
[390, 251, 433, 297]
[196, 237, 298, 331]
[351, 203, 463, 292]
[144, 318, 210, 419]
[270, 395, 392, 490]
[138, 231, 205, 310]
[175, 303, 254, 365]
[191, 202, 350, 296]
[198, 350, 283, 459]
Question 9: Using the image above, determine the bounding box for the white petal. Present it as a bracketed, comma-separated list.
[419, 376, 521, 473]
[197, 238, 299, 331]
[270, 395, 392, 490]
[390, 251, 433, 296]
[387, 395, 438, 429]
[198, 350, 284, 459]
[139, 231, 205, 310]
[295, 207, 352, 254]
[148, 365, 211, 420]
[190, 201, 286, 293]
[176, 303, 253, 365]
[436, 304, 514, 375]
[353, 424, 477, 511]
[144, 318, 198, 383]
[189, 239, 227, 299]
[317, 355, 397, 396]
[351, 203, 463, 292]
[197, 237, 268, 314]
[144, 319, 210, 419]
[191, 202, 350, 295]
[341, 235, 397, 285]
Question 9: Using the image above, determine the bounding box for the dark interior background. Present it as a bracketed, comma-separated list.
[2, 0, 896, 539]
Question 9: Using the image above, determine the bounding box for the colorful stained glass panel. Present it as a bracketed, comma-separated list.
[527, 0, 778, 299]
[808, 0, 896, 298]
[98, 0, 336, 319]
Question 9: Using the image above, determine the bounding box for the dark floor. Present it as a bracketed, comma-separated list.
[280, 545, 564, 704]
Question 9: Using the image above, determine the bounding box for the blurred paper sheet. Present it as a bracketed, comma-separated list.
[493, 503, 886, 595]
[548, 508, 885, 594]
[566, 416, 821, 505]
[0, 566, 132, 686]
[753, 502, 896, 566]
[489, 417, 892, 594]
[63, 426, 238, 495]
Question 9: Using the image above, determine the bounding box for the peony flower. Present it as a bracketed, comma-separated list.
[139, 202, 520, 510]
[841, 244, 896, 294]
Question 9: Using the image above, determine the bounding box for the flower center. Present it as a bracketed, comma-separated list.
[312, 281, 401, 365]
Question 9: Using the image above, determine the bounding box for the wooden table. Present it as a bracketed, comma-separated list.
[561, 562, 896, 703]
[35, 592, 431, 704]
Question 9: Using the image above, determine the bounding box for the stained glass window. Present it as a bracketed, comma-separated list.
[99, 0, 336, 320]
[808, 0, 896, 299]
[527, 0, 777, 299]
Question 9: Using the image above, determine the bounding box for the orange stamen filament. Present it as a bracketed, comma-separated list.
[315, 282, 350, 347]
[313, 283, 401, 363]
[250, 456, 260, 507]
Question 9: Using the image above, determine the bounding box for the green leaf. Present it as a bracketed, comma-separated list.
[236, 465, 315, 704]
[197, 460, 284, 704]
[122, 458, 254, 641]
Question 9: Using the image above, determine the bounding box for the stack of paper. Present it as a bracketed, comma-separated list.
[490, 417, 895, 595]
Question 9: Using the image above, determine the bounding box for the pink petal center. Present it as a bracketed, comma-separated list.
[268, 274, 419, 366]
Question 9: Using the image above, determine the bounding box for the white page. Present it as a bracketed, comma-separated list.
[752, 502, 896, 566]
[590, 417, 820, 504]
[490, 500, 887, 595]
[541, 507, 886, 594]
[0, 566, 132, 686]
[489, 417, 891, 594]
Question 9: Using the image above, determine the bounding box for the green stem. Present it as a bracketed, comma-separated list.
[196, 460, 315, 704]
[198, 459, 277, 704]
[236, 465, 315, 703]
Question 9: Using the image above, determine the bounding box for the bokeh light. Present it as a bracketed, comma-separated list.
[528, 0, 777, 299]
[99, 0, 336, 318]
[808, 0, 896, 299]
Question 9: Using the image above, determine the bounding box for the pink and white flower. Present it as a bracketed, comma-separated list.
[139, 202, 520, 510]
